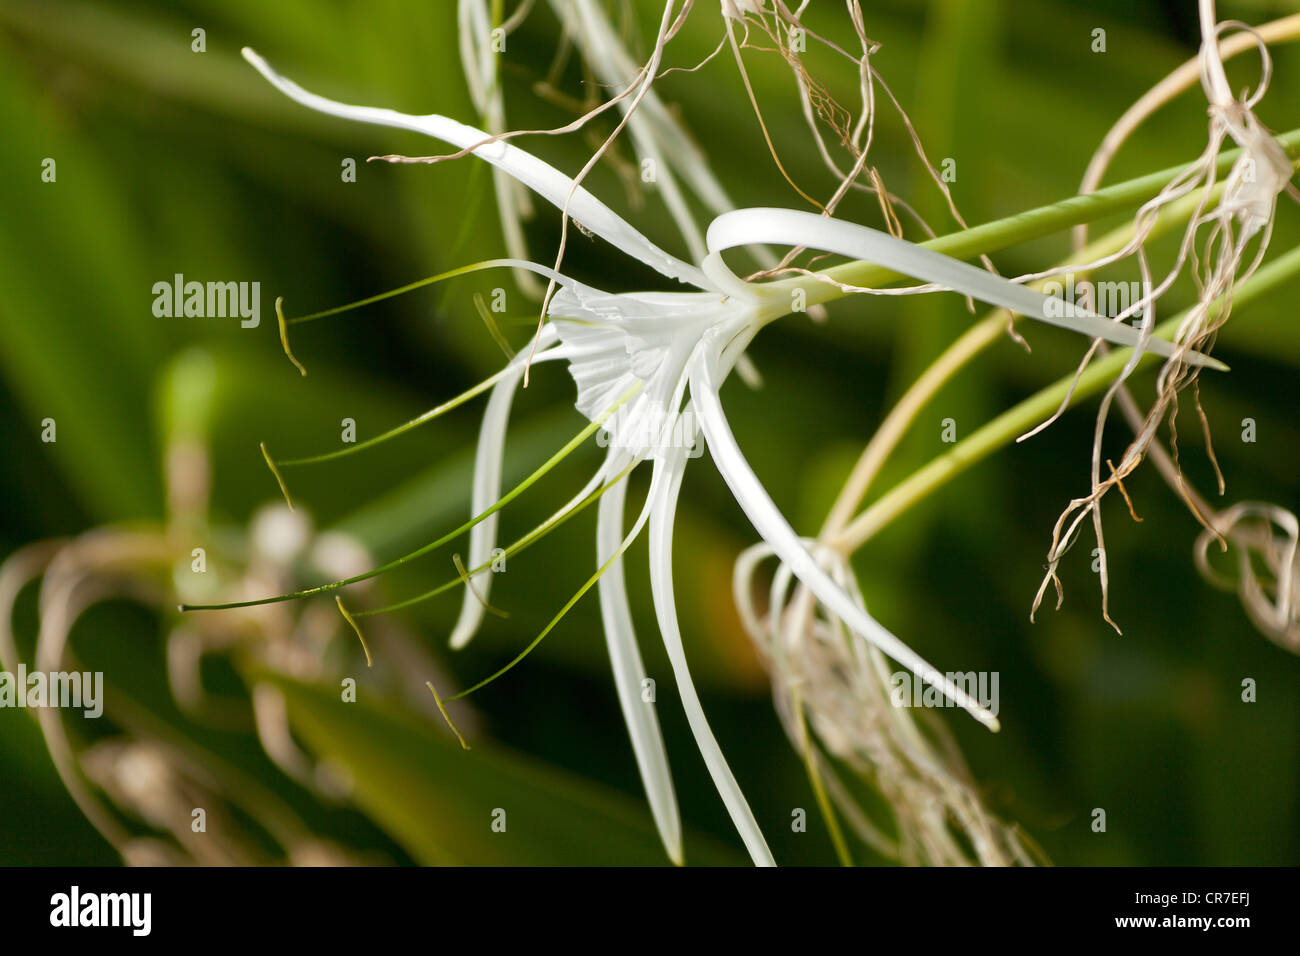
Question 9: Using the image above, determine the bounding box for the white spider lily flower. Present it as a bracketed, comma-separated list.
[242, 48, 1221, 865]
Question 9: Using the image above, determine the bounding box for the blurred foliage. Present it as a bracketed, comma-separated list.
[0, 0, 1297, 865]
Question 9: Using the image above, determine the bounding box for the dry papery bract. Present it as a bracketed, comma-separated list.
[0, 440, 465, 865]
[1029, 0, 1297, 633]
[445, 1, 998, 308]
[735, 542, 1039, 866]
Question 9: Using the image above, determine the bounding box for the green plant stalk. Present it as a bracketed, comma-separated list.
[818, 175, 1236, 539]
[179, 383, 641, 611]
[832, 242, 1300, 553]
[791, 687, 855, 867]
[784, 127, 1300, 302]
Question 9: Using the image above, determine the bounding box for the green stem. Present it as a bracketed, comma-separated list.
[832, 243, 1300, 553]
[357, 459, 637, 617]
[818, 174, 1232, 539]
[179, 383, 641, 612]
[792, 688, 855, 867]
[785, 127, 1300, 301]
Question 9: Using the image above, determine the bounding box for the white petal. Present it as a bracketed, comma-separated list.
[689, 348, 1001, 732]
[449, 327, 561, 649]
[546, 285, 756, 459]
[647, 437, 777, 866]
[448, 366, 521, 649]
[459, 0, 546, 298]
[705, 207, 1227, 369]
[563, 0, 706, 261]
[595, 453, 683, 864]
[242, 48, 709, 288]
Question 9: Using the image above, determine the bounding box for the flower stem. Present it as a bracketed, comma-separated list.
[818, 176, 1232, 540]
[832, 243, 1300, 553]
[779, 127, 1300, 304]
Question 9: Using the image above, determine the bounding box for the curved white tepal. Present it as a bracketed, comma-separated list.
[706, 207, 1228, 371]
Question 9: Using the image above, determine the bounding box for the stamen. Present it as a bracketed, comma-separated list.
[274, 367, 513, 468]
[356, 459, 637, 618]
[178, 383, 640, 613]
[335, 596, 373, 667]
[473, 292, 516, 359]
[446, 512, 643, 703]
[266, 256, 569, 378]
[284, 259, 536, 326]
[275, 298, 307, 376]
[259, 256, 581, 473]
[260, 442, 295, 511]
[427, 681, 471, 750]
[446, 457, 652, 703]
[452, 553, 508, 619]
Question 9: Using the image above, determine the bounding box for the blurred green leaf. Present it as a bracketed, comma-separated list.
[267, 673, 744, 865]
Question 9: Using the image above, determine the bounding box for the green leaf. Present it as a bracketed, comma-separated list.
[265, 673, 745, 866]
